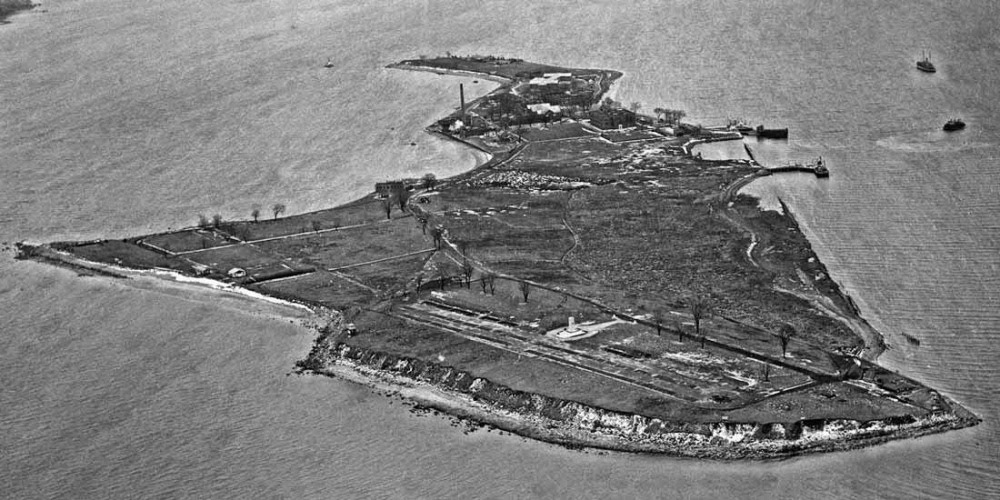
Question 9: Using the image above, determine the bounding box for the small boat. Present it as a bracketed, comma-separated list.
[813, 156, 829, 177]
[917, 51, 936, 73]
[943, 118, 965, 131]
[324, 57, 334, 68]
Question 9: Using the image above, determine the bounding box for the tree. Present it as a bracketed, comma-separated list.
[423, 173, 437, 190]
[197, 214, 210, 228]
[396, 189, 411, 211]
[272, 203, 286, 220]
[380, 198, 392, 220]
[456, 240, 469, 256]
[484, 271, 497, 295]
[251, 204, 261, 223]
[653, 107, 666, 122]
[430, 226, 444, 249]
[518, 281, 531, 303]
[311, 220, 322, 232]
[778, 323, 797, 358]
[651, 311, 663, 336]
[688, 294, 713, 346]
[212, 214, 223, 228]
[629, 101, 641, 115]
[461, 259, 474, 288]
[437, 267, 449, 290]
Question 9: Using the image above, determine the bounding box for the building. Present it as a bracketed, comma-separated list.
[375, 181, 405, 198]
[589, 109, 636, 130]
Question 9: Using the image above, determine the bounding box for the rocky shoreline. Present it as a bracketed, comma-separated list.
[297, 331, 979, 460]
[17, 240, 979, 460]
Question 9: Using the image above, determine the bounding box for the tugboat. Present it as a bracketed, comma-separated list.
[917, 51, 936, 73]
[943, 118, 965, 131]
[813, 156, 829, 177]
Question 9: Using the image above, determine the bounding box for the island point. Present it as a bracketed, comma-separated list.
[18, 54, 979, 459]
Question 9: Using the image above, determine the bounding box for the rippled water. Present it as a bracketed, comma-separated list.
[2, 1, 998, 498]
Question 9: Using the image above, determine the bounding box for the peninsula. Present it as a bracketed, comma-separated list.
[18, 55, 979, 459]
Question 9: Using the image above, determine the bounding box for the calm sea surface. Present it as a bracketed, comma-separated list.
[2, 1, 998, 498]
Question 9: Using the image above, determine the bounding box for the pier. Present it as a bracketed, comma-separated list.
[763, 157, 829, 178]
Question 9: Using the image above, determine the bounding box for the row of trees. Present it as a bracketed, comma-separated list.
[197, 203, 287, 229]
[646, 294, 798, 358]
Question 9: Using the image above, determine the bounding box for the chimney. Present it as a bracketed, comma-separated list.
[459, 83, 465, 120]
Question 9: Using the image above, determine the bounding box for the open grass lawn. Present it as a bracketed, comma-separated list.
[727, 382, 927, 423]
[142, 228, 233, 253]
[254, 270, 373, 308]
[186, 243, 292, 274]
[601, 129, 663, 143]
[344, 252, 431, 292]
[254, 217, 428, 270]
[518, 122, 595, 142]
[66, 240, 185, 271]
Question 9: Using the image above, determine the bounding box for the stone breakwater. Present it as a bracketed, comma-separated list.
[299, 334, 978, 460]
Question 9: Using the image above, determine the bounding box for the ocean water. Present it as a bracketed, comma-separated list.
[2, 1, 998, 498]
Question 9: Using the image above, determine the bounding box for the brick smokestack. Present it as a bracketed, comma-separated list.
[459, 83, 465, 120]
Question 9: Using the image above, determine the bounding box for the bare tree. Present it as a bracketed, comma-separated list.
[197, 214, 210, 228]
[778, 323, 797, 358]
[456, 240, 469, 256]
[484, 271, 497, 295]
[251, 204, 261, 223]
[311, 220, 322, 232]
[430, 226, 444, 249]
[518, 281, 531, 303]
[461, 259, 474, 288]
[396, 189, 411, 211]
[689, 294, 713, 347]
[380, 198, 392, 220]
[629, 101, 641, 116]
[272, 203, 286, 220]
[212, 214, 223, 228]
[437, 267, 449, 290]
[651, 311, 663, 336]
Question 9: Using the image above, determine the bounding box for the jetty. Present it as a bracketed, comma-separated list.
[763, 157, 829, 177]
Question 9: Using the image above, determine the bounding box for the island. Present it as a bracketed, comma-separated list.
[17, 55, 979, 459]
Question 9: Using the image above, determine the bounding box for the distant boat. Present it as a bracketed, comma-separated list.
[729, 119, 788, 139]
[943, 118, 965, 131]
[917, 51, 936, 73]
[754, 125, 788, 139]
[324, 57, 334, 68]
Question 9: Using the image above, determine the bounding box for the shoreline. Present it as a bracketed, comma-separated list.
[18, 56, 980, 459]
[299, 338, 979, 460]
